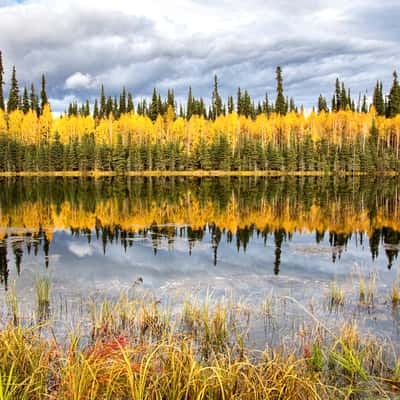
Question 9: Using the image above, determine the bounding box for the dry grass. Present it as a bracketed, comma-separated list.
[0, 289, 396, 399]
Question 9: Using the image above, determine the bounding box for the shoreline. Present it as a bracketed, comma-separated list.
[0, 170, 399, 177]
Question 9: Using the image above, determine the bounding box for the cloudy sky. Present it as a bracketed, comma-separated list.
[0, 0, 399, 113]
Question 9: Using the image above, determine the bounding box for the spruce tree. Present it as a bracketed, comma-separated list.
[373, 81, 385, 116]
[127, 92, 134, 113]
[40, 73, 48, 114]
[334, 78, 341, 111]
[119, 87, 126, 115]
[93, 99, 99, 119]
[0, 51, 4, 110]
[236, 87, 242, 115]
[317, 95, 328, 113]
[22, 86, 30, 113]
[30, 84, 39, 116]
[211, 75, 222, 120]
[149, 88, 159, 121]
[275, 66, 286, 115]
[100, 85, 106, 118]
[388, 71, 400, 117]
[7, 65, 19, 113]
[186, 86, 193, 119]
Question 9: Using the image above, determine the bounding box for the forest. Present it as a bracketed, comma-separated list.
[1, 52, 400, 173]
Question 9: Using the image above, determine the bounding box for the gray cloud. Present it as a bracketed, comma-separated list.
[0, 0, 398, 113]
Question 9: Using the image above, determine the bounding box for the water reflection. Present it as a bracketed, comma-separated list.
[0, 176, 399, 290]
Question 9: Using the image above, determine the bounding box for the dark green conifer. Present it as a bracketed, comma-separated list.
[388, 71, 400, 117]
[22, 86, 30, 114]
[127, 92, 134, 113]
[275, 66, 286, 115]
[40, 73, 48, 113]
[211, 75, 222, 120]
[30, 84, 39, 116]
[186, 86, 193, 119]
[7, 65, 19, 113]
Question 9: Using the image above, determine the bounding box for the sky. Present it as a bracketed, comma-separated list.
[0, 0, 399, 113]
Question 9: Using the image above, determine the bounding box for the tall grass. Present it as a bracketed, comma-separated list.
[35, 275, 51, 320]
[0, 289, 398, 398]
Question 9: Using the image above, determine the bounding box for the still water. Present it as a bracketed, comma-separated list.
[0, 176, 400, 342]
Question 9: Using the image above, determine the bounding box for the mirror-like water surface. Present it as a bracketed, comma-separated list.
[1, 176, 400, 344]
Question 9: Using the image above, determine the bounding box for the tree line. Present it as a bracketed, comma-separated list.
[1, 51, 400, 173]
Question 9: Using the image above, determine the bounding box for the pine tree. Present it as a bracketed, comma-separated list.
[149, 88, 159, 121]
[119, 87, 126, 115]
[93, 99, 99, 119]
[334, 78, 341, 111]
[211, 75, 222, 120]
[167, 89, 175, 111]
[186, 86, 193, 119]
[100, 85, 106, 118]
[40, 74, 48, 114]
[30, 84, 39, 116]
[275, 66, 286, 115]
[22, 86, 30, 114]
[361, 95, 368, 113]
[236, 87, 242, 115]
[127, 92, 134, 113]
[388, 71, 400, 117]
[317, 95, 328, 113]
[7, 65, 19, 113]
[340, 82, 347, 110]
[373, 81, 385, 116]
[0, 51, 4, 110]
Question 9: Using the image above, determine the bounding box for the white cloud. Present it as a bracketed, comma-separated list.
[65, 72, 97, 89]
[0, 0, 398, 112]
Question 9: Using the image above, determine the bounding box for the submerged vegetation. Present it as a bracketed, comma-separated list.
[1, 52, 400, 173]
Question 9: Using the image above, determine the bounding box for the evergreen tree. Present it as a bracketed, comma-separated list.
[227, 96, 234, 114]
[149, 88, 159, 121]
[22, 86, 30, 114]
[119, 87, 126, 115]
[40, 73, 48, 114]
[186, 86, 193, 119]
[7, 65, 19, 113]
[211, 75, 222, 120]
[340, 82, 347, 110]
[334, 78, 341, 111]
[0, 51, 4, 110]
[93, 99, 99, 119]
[373, 81, 385, 116]
[361, 95, 368, 113]
[317, 94, 328, 113]
[100, 85, 106, 118]
[236, 87, 242, 115]
[387, 71, 400, 117]
[127, 92, 134, 113]
[30, 84, 39, 116]
[275, 66, 286, 115]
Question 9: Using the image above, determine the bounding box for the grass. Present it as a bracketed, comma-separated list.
[0, 287, 397, 399]
[35, 275, 51, 320]
[327, 281, 345, 311]
[359, 272, 377, 307]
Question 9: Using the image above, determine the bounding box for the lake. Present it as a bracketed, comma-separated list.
[0, 176, 399, 345]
